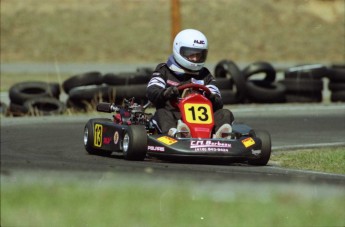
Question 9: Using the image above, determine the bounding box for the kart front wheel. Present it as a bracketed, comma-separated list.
[84, 119, 112, 156]
[122, 125, 147, 161]
[248, 130, 271, 166]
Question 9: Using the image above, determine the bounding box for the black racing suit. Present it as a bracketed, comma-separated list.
[146, 63, 234, 134]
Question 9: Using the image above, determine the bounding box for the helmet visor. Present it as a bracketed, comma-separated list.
[180, 47, 208, 63]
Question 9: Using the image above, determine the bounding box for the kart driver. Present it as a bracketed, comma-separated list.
[146, 29, 234, 138]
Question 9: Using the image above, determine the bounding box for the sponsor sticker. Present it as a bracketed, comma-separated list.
[157, 136, 177, 145]
[103, 137, 112, 145]
[252, 149, 261, 155]
[114, 131, 119, 144]
[242, 137, 255, 148]
[148, 146, 165, 152]
[94, 124, 103, 147]
[190, 140, 231, 148]
[190, 140, 230, 152]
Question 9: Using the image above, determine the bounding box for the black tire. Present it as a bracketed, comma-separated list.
[9, 81, 58, 105]
[214, 60, 246, 103]
[122, 125, 147, 161]
[69, 85, 148, 105]
[245, 80, 286, 103]
[24, 97, 66, 116]
[49, 82, 61, 99]
[213, 78, 233, 90]
[8, 102, 29, 116]
[284, 64, 328, 80]
[328, 67, 345, 82]
[214, 59, 232, 78]
[62, 71, 103, 94]
[219, 90, 238, 104]
[66, 98, 89, 111]
[328, 82, 345, 92]
[278, 79, 323, 92]
[331, 91, 345, 102]
[242, 61, 276, 83]
[83, 119, 113, 156]
[103, 72, 151, 85]
[69, 85, 110, 101]
[248, 130, 271, 166]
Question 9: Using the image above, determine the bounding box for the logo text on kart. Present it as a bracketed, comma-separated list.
[190, 140, 232, 148]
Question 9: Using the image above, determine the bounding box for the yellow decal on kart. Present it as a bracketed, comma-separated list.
[184, 103, 212, 124]
[242, 137, 255, 148]
[157, 136, 177, 145]
[94, 124, 103, 147]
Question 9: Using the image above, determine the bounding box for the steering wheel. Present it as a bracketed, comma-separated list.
[177, 83, 211, 98]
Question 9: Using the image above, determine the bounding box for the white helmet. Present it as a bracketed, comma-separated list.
[173, 29, 208, 71]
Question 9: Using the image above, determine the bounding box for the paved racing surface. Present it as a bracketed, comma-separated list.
[1, 104, 345, 185]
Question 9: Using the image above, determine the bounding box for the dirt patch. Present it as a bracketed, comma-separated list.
[1, 0, 344, 63]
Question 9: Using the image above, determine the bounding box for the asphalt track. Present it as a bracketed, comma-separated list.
[1, 103, 345, 185]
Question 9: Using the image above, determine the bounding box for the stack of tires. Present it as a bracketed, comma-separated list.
[242, 61, 286, 103]
[64, 68, 152, 111]
[278, 64, 327, 103]
[8, 81, 65, 116]
[328, 65, 345, 102]
[214, 60, 286, 104]
[213, 60, 246, 104]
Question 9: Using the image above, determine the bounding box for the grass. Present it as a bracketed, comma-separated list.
[1, 172, 345, 227]
[1, 0, 344, 64]
[271, 146, 345, 174]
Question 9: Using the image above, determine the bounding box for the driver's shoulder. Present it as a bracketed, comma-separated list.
[199, 67, 212, 76]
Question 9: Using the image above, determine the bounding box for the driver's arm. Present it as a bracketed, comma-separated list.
[206, 88, 223, 111]
[146, 72, 167, 108]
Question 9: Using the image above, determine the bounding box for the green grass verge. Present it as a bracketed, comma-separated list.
[271, 146, 345, 174]
[1, 173, 344, 227]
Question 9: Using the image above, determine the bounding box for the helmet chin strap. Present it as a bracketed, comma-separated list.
[167, 55, 199, 75]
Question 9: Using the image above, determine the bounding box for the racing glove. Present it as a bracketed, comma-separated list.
[163, 86, 179, 100]
[206, 92, 223, 111]
[207, 92, 217, 102]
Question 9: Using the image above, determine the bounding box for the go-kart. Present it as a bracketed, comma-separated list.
[83, 83, 271, 165]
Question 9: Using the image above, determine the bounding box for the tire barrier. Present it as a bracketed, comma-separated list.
[24, 97, 66, 116]
[242, 62, 286, 103]
[214, 59, 246, 104]
[103, 72, 151, 86]
[328, 65, 345, 102]
[284, 64, 328, 80]
[4, 62, 344, 117]
[68, 84, 148, 110]
[242, 61, 276, 83]
[8, 102, 29, 117]
[62, 71, 103, 94]
[245, 80, 286, 103]
[7, 81, 65, 116]
[278, 64, 327, 103]
[9, 81, 60, 105]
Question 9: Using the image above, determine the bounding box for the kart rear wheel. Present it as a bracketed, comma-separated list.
[122, 125, 147, 161]
[248, 130, 271, 166]
[84, 119, 113, 156]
